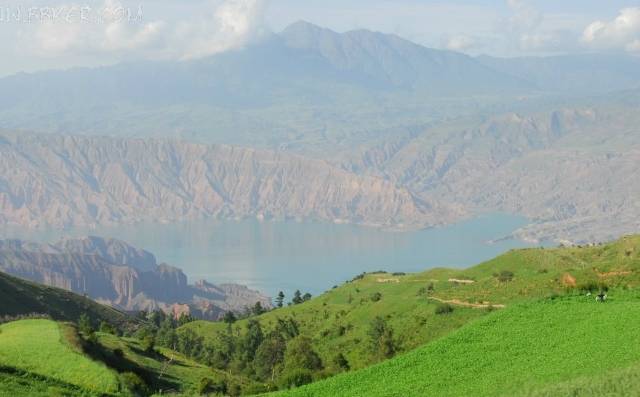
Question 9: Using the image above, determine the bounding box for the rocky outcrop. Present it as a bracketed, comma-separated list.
[0, 134, 451, 231]
[0, 236, 271, 319]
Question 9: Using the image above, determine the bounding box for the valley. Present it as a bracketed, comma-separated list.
[1, 8, 640, 396]
[3, 234, 640, 396]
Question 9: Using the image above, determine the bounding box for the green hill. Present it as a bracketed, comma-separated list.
[0, 319, 119, 395]
[182, 236, 640, 374]
[0, 270, 135, 330]
[4, 236, 640, 396]
[0, 318, 252, 396]
[270, 294, 640, 396]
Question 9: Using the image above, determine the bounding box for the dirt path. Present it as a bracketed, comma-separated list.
[427, 296, 505, 309]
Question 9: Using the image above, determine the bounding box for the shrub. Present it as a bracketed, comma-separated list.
[113, 348, 124, 358]
[370, 292, 382, 302]
[497, 270, 515, 282]
[435, 303, 454, 315]
[332, 353, 350, 371]
[278, 369, 314, 389]
[392, 272, 406, 276]
[99, 321, 117, 335]
[196, 377, 226, 395]
[578, 280, 602, 293]
[243, 383, 272, 395]
[119, 372, 149, 396]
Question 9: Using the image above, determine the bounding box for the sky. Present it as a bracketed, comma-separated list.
[0, 0, 638, 76]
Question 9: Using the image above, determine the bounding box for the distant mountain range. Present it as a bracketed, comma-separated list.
[0, 236, 271, 319]
[0, 21, 639, 146]
[0, 21, 639, 243]
[0, 133, 448, 230]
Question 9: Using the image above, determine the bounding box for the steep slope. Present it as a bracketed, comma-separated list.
[0, 236, 271, 318]
[0, 270, 133, 328]
[281, 21, 528, 93]
[270, 296, 640, 396]
[334, 105, 640, 243]
[0, 133, 450, 230]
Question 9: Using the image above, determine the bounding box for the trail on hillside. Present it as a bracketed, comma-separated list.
[427, 296, 505, 309]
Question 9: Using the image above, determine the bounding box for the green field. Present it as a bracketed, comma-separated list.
[0, 319, 119, 394]
[270, 294, 640, 396]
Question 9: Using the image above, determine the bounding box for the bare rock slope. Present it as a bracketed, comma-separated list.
[0, 134, 451, 230]
[0, 236, 271, 319]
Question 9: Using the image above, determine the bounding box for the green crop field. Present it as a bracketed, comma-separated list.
[0, 319, 119, 394]
[182, 235, 640, 374]
[269, 294, 640, 396]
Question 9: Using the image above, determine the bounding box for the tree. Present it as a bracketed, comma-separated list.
[302, 293, 312, 302]
[178, 313, 195, 327]
[368, 316, 396, 360]
[156, 317, 178, 348]
[283, 336, 323, 372]
[239, 319, 263, 362]
[275, 317, 300, 340]
[276, 291, 285, 308]
[177, 328, 203, 358]
[292, 290, 303, 305]
[99, 321, 116, 335]
[332, 353, 350, 371]
[252, 301, 266, 316]
[223, 311, 237, 324]
[137, 326, 157, 353]
[254, 332, 286, 381]
[77, 313, 93, 336]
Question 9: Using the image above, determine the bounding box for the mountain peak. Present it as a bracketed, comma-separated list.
[282, 20, 332, 36]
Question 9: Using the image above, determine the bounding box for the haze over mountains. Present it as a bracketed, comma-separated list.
[0, 236, 271, 318]
[0, 22, 639, 244]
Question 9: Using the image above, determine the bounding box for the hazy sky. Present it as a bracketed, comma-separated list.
[0, 0, 638, 76]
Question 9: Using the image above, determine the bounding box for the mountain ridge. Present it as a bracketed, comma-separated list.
[0, 236, 272, 319]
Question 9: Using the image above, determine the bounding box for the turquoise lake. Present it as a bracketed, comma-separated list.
[0, 214, 533, 297]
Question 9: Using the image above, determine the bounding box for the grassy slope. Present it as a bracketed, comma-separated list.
[97, 332, 254, 395]
[0, 319, 251, 397]
[0, 270, 134, 329]
[183, 235, 640, 371]
[271, 294, 640, 396]
[0, 319, 119, 394]
[0, 366, 95, 397]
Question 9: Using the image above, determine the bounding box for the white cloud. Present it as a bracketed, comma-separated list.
[582, 7, 640, 53]
[443, 34, 476, 51]
[505, 0, 543, 36]
[27, 0, 268, 60]
[178, 0, 269, 60]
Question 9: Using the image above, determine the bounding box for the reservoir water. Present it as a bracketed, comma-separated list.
[0, 214, 532, 297]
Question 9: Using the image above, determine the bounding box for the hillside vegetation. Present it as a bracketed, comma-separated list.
[270, 295, 640, 396]
[4, 235, 640, 396]
[0, 271, 135, 329]
[182, 236, 640, 375]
